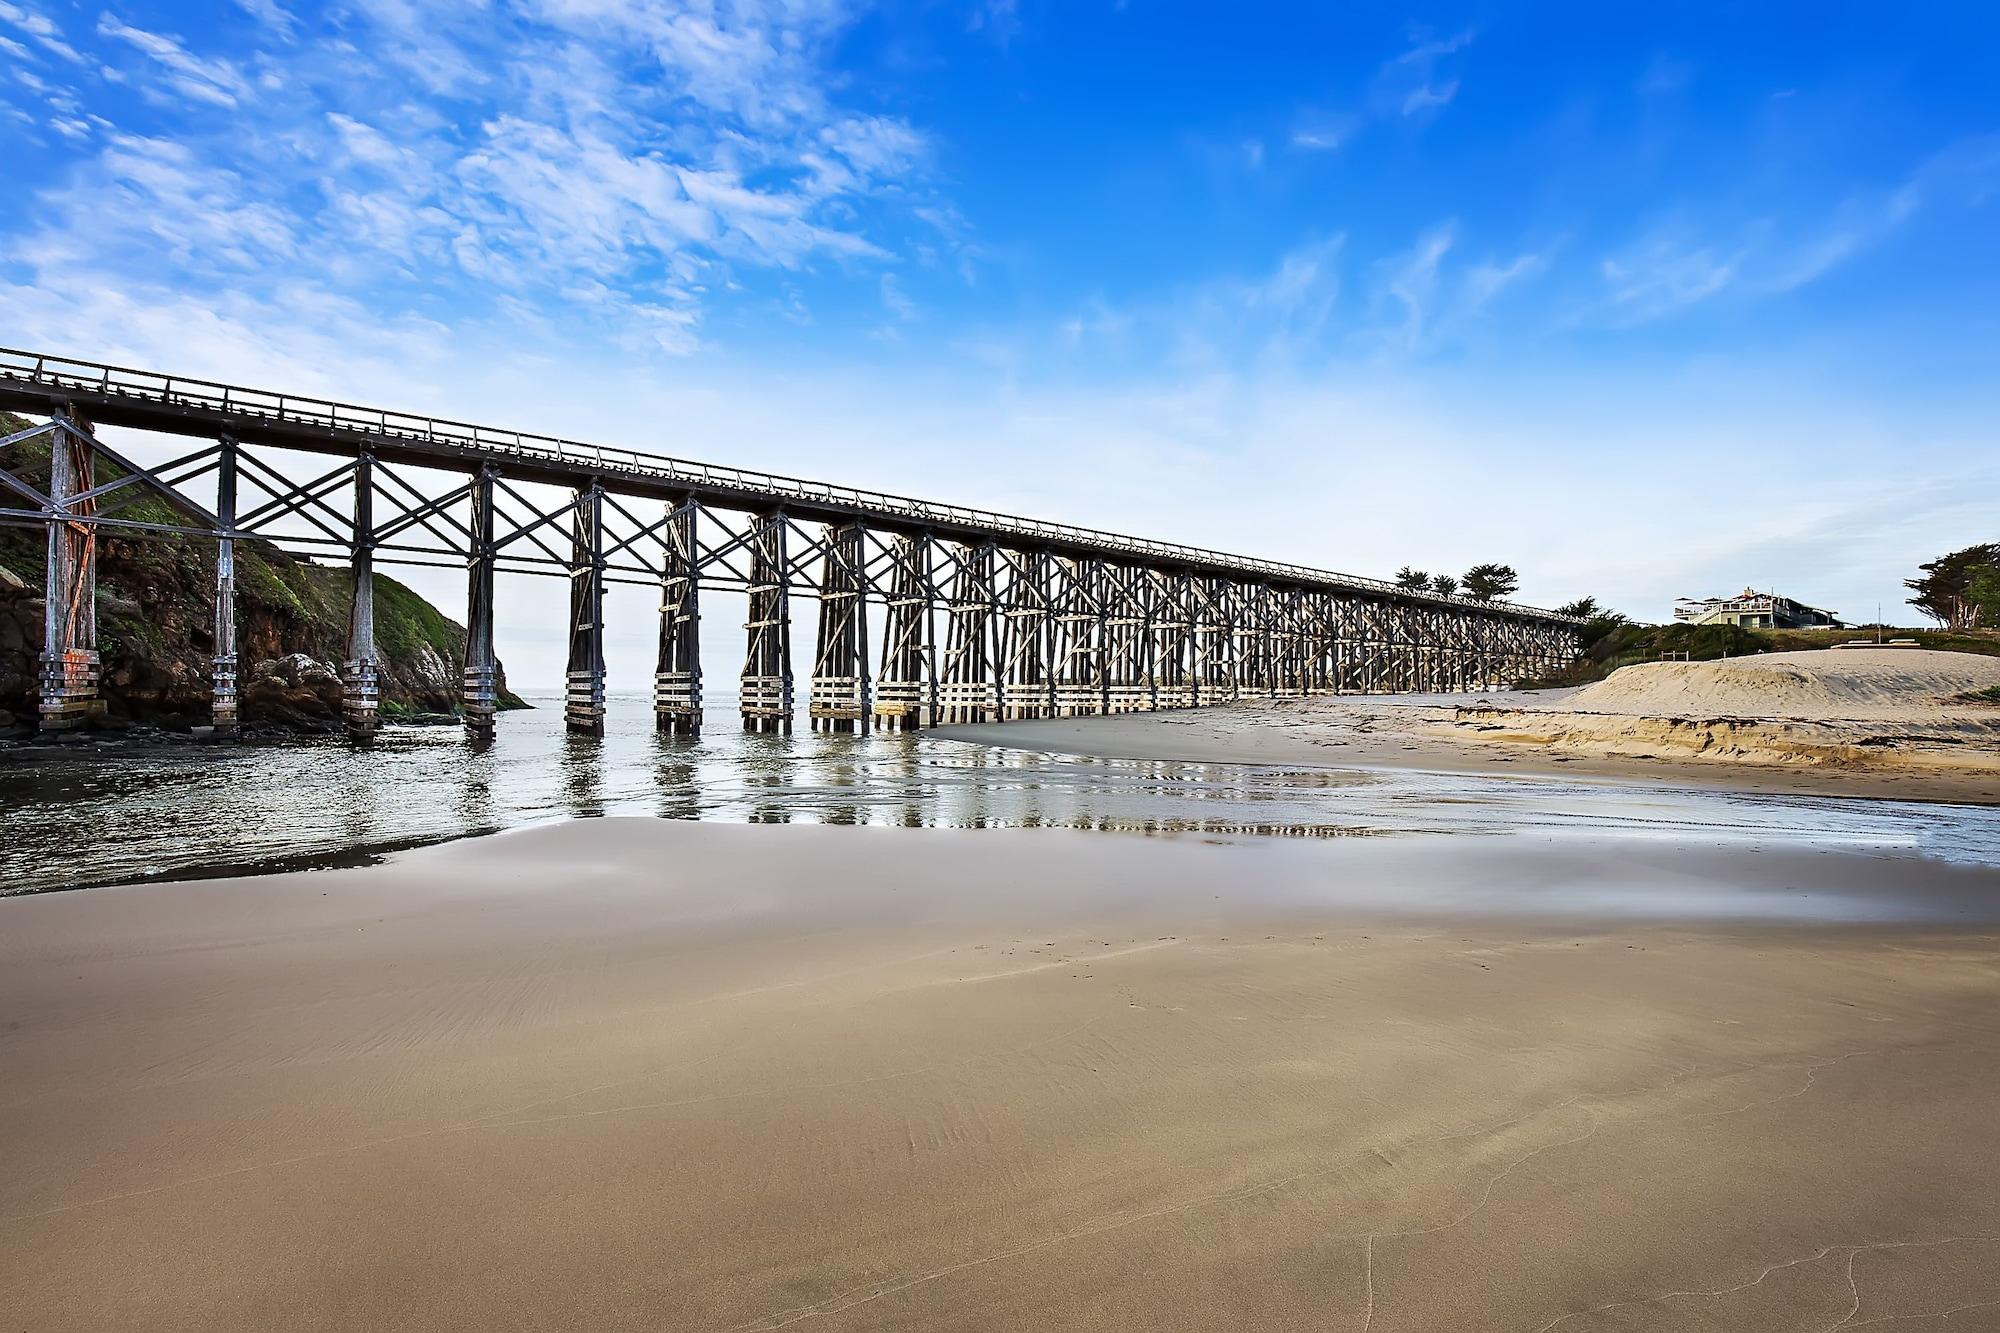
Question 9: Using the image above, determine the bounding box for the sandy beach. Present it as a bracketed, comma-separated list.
[6, 817, 2000, 1330]
[937, 650, 2000, 805]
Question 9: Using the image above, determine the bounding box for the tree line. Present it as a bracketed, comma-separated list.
[1392, 562, 1519, 602]
[1391, 563, 1612, 624]
[1380, 540, 1999, 640]
[1906, 543, 2000, 630]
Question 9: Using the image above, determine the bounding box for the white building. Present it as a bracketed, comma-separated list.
[1673, 589, 1843, 630]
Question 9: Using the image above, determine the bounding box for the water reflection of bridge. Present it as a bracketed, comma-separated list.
[1, 348, 1581, 742]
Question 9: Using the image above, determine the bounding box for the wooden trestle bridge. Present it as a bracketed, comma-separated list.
[0, 349, 1582, 741]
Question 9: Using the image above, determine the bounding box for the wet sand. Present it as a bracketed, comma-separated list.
[938, 693, 2000, 805]
[6, 818, 2000, 1330]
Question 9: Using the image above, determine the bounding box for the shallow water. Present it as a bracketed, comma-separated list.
[3, 692, 1997, 894]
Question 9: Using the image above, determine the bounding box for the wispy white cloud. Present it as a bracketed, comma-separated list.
[6, 0, 952, 361]
[1051, 221, 1558, 374]
[96, 15, 252, 108]
[0, 0, 82, 62]
[879, 272, 916, 321]
[1289, 122, 1348, 152]
[965, 0, 1021, 48]
[232, 0, 296, 38]
[1767, 135, 2000, 293]
[1050, 236, 1348, 373]
[1372, 223, 1553, 350]
[1379, 28, 1474, 118]
[1379, 223, 1456, 344]
[1290, 27, 1474, 154]
[1594, 135, 2000, 323]
[1401, 79, 1459, 115]
[1462, 250, 1550, 309]
[1599, 232, 1744, 322]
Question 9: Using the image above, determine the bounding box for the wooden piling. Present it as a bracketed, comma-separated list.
[38, 408, 100, 735]
[343, 450, 379, 739]
[565, 482, 607, 737]
[210, 434, 239, 738]
[939, 541, 998, 724]
[809, 521, 870, 733]
[872, 533, 932, 732]
[739, 511, 792, 733]
[1102, 562, 1152, 714]
[998, 549, 1051, 720]
[654, 498, 702, 735]
[462, 464, 498, 737]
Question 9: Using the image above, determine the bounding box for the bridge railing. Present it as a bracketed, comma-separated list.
[0, 346, 1578, 623]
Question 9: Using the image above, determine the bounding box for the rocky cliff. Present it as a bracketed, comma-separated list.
[0, 414, 524, 737]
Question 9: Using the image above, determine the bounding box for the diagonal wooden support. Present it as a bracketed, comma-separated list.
[49, 415, 227, 532]
[0, 419, 59, 453]
[232, 451, 357, 546]
[490, 476, 580, 567]
[0, 427, 54, 511]
[65, 442, 222, 517]
[368, 463, 474, 555]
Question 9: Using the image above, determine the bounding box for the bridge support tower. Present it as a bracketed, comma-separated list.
[463, 464, 499, 738]
[565, 482, 607, 736]
[939, 542, 999, 724]
[999, 549, 1051, 720]
[810, 521, 870, 733]
[1051, 558, 1103, 717]
[872, 533, 931, 731]
[39, 408, 100, 736]
[1103, 563, 1153, 713]
[740, 511, 792, 733]
[209, 434, 239, 738]
[343, 449, 379, 739]
[654, 498, 702, 735]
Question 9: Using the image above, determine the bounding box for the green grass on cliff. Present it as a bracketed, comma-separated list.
[1524, 620, 2000, 689]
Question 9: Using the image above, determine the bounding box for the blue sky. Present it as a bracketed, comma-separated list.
[2, 1, 1996, 683]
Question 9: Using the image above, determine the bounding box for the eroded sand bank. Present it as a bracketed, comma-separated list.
[5, 818, 2000, 1330]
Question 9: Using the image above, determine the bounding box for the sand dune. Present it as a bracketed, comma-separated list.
[1443, 649, 2000, 787]
[1562, 648, 2000, 721]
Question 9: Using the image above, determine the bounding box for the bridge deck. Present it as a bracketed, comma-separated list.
[0, 347, 1573, 625]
